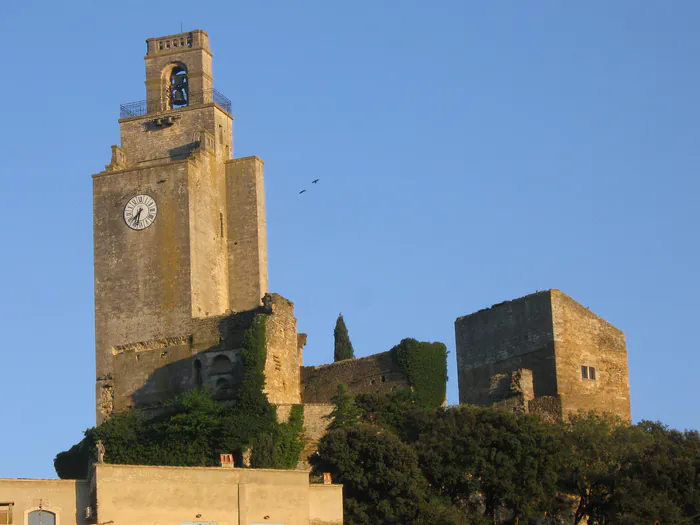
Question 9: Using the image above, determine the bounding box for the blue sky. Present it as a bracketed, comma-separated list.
[1, 1, 699, 479]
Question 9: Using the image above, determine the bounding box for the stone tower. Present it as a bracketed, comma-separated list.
[93, 30, 271, 422]
[455, 290, 631, 422]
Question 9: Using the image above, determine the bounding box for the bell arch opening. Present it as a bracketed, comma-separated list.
[165, 63, 188, 109]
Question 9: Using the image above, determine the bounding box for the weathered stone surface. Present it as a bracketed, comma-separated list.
[277, 403, 334, 470]
[489, 369, 534, 414]
[93, 31, 268, 422]
[301, 351, 409, 403]
[455, 290, 631, 422]
[264, 294, 302, 404]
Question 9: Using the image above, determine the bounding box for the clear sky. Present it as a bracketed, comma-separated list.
[1, 1, 699, 479]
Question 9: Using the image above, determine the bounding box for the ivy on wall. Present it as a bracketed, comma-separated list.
[391, 338, 448, 410]
[252, 404, 306, 469]
[54, 313, 305, 478]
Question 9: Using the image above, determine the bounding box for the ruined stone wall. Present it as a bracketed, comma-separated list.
[455, 290, 631, 423]
[489, 369, 535, 415]
[103, 310, 258, 417]
[456, 292, 557, 405]
[277, 403, 334, 470]
[528, 396, 563, 423]
[301, 352, 409, 403]
[263, 294, 302, 404]
[551, 290, 631, 422]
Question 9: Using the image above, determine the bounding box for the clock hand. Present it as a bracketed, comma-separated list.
[132, 208, 142, 226]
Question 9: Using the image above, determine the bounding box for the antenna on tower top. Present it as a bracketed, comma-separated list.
[181, 21, 183, 33]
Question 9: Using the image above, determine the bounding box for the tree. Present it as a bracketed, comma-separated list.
[311, 424, 429, 525]
[557, 412, 700, 525]
[334, 313, 355, 361]
[413, 406, 562, 524]
[328, 384, 361, 430]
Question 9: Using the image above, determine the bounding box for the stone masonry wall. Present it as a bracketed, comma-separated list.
[103, 292, 302, 418]
[277, 403, 334, 470]
[301, 351, 409, 403]
[263, 294, 302, 404]
[226, 156, 268, 313]
[105, 309, 258, 417]
[489, 369, 535, 414]
[551, 290, 631, 421]
[455, 292, 557, 406]
[455, 290, 631, 423]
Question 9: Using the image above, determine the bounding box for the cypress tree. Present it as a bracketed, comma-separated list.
[333, 313, 355, 362]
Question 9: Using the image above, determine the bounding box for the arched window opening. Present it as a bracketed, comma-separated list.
[169, 66, 188, 108]
[211, 355, 234, 375]
[216, 377, 229, 388]
[194, 359, 203, 388]
[28, 511, 55, 525]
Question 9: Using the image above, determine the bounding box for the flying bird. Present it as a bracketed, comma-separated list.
[312, 179, 319, 184]
[299, 189, 306, 194]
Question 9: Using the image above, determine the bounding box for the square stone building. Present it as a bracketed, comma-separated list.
[455, 290, 631, 422]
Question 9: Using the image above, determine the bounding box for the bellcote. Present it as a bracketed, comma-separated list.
[143, 30, 214, 114]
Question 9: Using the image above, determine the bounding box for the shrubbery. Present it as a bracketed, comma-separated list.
[391, 338, 448, 409]
[54, 314, 305, 478]
[312, 389, 700, 525]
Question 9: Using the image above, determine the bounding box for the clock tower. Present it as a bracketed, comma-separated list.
[93, 30, 271, 422]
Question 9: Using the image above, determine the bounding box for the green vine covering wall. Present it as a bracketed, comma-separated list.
[391, 338, 448, 410]
[54, 313, 305, 478]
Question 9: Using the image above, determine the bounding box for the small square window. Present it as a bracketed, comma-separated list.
[0, 503, 13, 525]
[589, 367, 596, 380]
[581, 366, 588, 379]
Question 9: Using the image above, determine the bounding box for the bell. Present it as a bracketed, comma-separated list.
[172, 74, 187, 88]
[171, 89, 187, 105]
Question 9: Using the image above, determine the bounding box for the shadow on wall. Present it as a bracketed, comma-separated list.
[127, 308, 261, 413]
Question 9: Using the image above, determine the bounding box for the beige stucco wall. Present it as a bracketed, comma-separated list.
[309, 485, 343, 525]
[1, 465, 343, 525]
[0, 479, 89, 525]
[94, 464, 342, 525]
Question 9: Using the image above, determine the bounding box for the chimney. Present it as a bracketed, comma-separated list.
[220, 454, 234, 468]
[323, 472, 332, 485]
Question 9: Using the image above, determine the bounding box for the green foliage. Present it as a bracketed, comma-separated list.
[54, 438, 93, 480]
[237, 314, 272, 413]
[328, 384, 361, 430]
[54, 314, 307, 477]
[412, 405, 562, 523]
[271, 404, 306, 469]
[333, 313, 355, 362]
[311, 424, 429, 525]
[355, 388, 425, 435]
[560, 412, 700, 525]
[316, 390, 700, 525]
[390, 338, 448, 410]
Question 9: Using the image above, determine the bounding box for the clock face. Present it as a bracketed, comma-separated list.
[124, 194, 157, 230]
